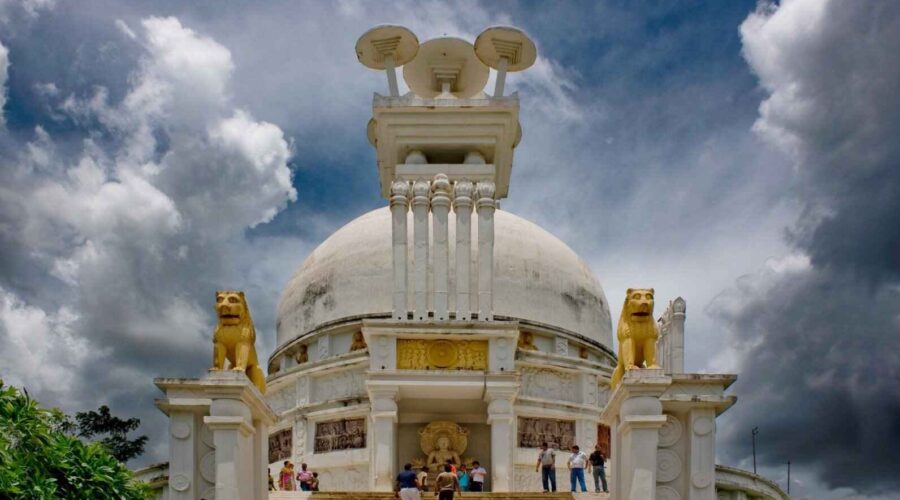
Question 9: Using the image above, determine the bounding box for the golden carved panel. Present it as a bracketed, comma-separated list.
[397, 339, 488, 370]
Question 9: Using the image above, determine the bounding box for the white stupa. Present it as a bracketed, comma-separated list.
[143, 24, 789, 500]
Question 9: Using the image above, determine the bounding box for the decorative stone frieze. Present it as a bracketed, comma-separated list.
[314, 418, 367, 453]
[520, 367, 577, 402]
[396, 339, 488, 370]
[517, 417, 576, 449]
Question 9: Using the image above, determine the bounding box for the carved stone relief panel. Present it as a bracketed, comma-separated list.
[312, 369, 365, 402]
[268, 428, 292, 463]
[555, 336, 569, 356]
[517, 417, 575, 449]
[396, 339, 488, 370]
[316, 335, 331, 360]
[314, 418, 367, 453]
[520, 367, 577, 403]
[293, 417, 307, 461]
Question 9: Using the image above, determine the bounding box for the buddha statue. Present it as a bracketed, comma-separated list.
[418, 421, 469, 469]
[427, 436, 461, 466]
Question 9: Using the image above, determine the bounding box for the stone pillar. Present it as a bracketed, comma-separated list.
[293, 416, 308, 467]
[165, 408, 204, 500]
[600, 371, 737, 500]
[670, 298, 686, 374]
[253, 418, 269, 500]
[476, 181, 496, 321]
[431, 174, 451, 320]
[454, 179, 474, 320]
[369, 388, 399, 490]
[412, 179, 430, 320]
[601, 370, 670, 500]
[390, 179, 410, 320]
[155, 370, 276, 500]
[688, 407, 717, 499]
[485, 385, 516, 492]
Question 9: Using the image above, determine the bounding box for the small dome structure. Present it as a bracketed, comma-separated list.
[276, 207, 612, 348]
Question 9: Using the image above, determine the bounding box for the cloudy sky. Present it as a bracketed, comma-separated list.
[0, 0, 897, 498]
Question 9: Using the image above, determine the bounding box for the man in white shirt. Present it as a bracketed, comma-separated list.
[469, 461, 486, 491]
[567, 445, 588, 492]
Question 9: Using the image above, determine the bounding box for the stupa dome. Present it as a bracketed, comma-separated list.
[276, 207, 612, 348]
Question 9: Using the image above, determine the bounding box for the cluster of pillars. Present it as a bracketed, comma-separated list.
[657, 297, 686, 374]
[389, 173, 497, 322]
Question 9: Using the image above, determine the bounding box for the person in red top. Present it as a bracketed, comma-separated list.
[444, 459, 457, 474]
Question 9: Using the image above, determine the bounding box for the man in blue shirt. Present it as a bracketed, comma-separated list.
[395, 463, 421, 500]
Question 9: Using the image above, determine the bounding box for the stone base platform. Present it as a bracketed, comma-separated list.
[269, 492, 604, 500]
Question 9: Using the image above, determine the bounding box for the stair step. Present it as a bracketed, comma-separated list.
[269, 493, 579, 500]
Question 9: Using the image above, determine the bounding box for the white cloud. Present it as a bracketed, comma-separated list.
[0, 15, 299, 425]
[0, 287, 89, 404]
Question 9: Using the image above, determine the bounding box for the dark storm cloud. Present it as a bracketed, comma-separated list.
[712, 0, 900, 495]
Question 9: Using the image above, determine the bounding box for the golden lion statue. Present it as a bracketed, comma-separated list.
[610, 288, 659, 389]
[213, 290, 266, 394]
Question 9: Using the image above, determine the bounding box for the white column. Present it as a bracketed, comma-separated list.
[205, 399, 255, 500]
[412, 178, 430, 320]
[454, 179, 474, 320]
[431, 174, 451, 320]
[253, 419, 268, 500]
[486, 389, 516, 492]
[390, 180, 410, 320]
[600, 370, 670, 500]
[476, 181, 496, 321]
[166, 411, 199, 500]
[670, 297, 686, 374]
[688, 408, 717, 500]
[369, 388, 399, 490]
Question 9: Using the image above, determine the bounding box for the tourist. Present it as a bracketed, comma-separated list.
[434, 463, 461, 500]
[297, 462, 314, 491]
[469, 461, 486, 492]
[588, 444, 609, 493]
[535, 442, 557, 492]
[395, 463, 421, 500]
[445, 459, 457, 474]
[418, 466, 430, 492]
[457, 464, 470, 491]
[279, 461, 294, 491]
[567, 445, 588, 492]
[310, 472, 320, 491]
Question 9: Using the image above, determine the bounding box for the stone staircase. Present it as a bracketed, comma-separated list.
[269, 492, 596, 499]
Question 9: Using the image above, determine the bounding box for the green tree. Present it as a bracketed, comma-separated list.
[0, 381, 150, 499]
[75, 406, 148, 463]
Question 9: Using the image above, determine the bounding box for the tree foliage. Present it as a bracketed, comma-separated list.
[75, 405, 148, 463]
[0, 381, 150, 499]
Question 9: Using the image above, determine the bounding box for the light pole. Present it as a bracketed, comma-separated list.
[752, 427, 759, 474]
[787, 460, 791, 494]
